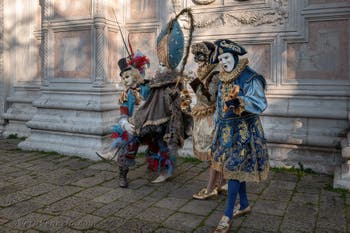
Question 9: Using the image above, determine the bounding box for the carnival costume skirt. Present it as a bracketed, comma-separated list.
[211, 113, 269, 182]
[192, 114, 215, 161]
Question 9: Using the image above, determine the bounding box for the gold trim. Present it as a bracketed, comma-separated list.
[211, 160, 270, 182]
[191, 104, 216, 119]
[219, 58, 249, 83]
[223, 166, 269, 182]
[211, 161, 223, 172]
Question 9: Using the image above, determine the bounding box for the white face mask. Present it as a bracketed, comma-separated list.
[121, 70, 137, 88]
[218, 52, 236, 72]
[158, 63, 169, 74]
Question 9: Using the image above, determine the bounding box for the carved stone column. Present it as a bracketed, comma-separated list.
[334, 112, 350, 189]
[40, 0, 49, 87]
[93, 2, 106, 87]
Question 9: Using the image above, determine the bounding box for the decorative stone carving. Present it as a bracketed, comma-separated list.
[93, 28, 106, 87]
[194, 0, 288, 28]
[93, 0, 106, 87]
[191, 0, 216, 5]
[95, 0, 103, 17]
[40, 0, 49, 86]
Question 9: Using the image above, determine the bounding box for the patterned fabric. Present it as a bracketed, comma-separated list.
[120, 84, 150, 116]
[191, 70, 219, 161]
[111, 84, 150, 169]
[211, 64, 269, 182]
[192, 114, 215, 161]
[144, 139, 174, 177]
[156, 20, 184, 70]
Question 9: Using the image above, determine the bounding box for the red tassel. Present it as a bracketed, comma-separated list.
[121, 131, 129, 141]
[110, 132, 119, 139]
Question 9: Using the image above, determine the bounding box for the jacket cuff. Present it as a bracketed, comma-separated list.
[120, 106, 129, 116]
[189, 78, 202, 92]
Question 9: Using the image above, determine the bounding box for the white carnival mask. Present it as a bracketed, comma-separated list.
[218, 52, 236, 73]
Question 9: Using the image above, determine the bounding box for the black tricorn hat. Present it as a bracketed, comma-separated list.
[118, 57, 132, 76]
[211, 39, 247, 63]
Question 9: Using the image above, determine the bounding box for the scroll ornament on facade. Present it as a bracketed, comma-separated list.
[194, 0, 288, 28]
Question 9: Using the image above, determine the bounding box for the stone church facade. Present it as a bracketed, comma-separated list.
[0, 0, 349, 188]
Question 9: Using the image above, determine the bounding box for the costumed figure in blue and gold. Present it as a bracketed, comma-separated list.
[211, 39, 269, 233]
[188, 41, 228, 200]
[133, 9, 194, 183]
[96, 50, 150, 188]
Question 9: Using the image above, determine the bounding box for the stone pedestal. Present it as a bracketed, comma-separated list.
[18, 0, 123, 159]
[18, 90, 120, 160]
[334, 128, 350, 189]
[2, 88, 40, 138]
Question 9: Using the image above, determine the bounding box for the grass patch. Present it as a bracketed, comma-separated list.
[271, 162, 317, 179]
[136, 152, 146, 158]
[271, 166, 304, 178]
[324, 184, 349, 197]
[182, 156, 201, 164]
[7, 134, 26, 140]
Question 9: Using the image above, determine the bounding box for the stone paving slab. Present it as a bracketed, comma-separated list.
[0, 138, 349, 233]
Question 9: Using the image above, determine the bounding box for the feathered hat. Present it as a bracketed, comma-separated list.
[118, 36, 150, 77]
[191, 41, 216, 63]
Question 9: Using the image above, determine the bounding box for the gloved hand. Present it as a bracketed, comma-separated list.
[225, 98, 241, 109]
[119, 118, 135, 135]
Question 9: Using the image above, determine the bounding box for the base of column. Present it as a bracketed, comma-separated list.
[18, 129, 113, 160]
[268, 143, 342, 175]
[2, 120, 31, 138]
[333, 163, 350, 190]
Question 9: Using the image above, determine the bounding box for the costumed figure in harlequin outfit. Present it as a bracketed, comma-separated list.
[211, 39, 269, 233]
[188, 41, 228, 200]
[133, 8, 194, 183]
[96, 48, 150, 188]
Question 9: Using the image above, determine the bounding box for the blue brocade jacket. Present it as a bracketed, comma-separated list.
[211, 58, 269, 182]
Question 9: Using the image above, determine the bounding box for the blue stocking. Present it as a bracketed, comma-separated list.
[224, 179, 240, 219]
[239, 181, 249, 209]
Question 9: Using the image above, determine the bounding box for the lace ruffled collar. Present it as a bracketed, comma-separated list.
[219, 58, 249, 83]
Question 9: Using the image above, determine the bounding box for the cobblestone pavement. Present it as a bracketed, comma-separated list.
[0, 138, 349, 233]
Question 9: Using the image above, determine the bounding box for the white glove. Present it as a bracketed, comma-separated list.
[119, 118, 135, 135]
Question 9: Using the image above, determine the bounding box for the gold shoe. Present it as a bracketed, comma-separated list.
[192, 188, 218, 200]
[233, 205, 251, 218]
[214, 215, 232, 233]
[217, 183, 228, 196]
